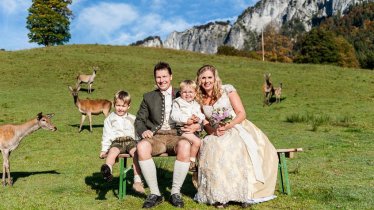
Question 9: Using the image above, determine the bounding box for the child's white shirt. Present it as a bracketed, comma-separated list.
[171, 97, 205, 126]
[101, 112, 137, 152]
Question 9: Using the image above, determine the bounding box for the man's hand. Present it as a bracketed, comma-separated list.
[142, 130, 154, 138]
[182, 123, 200, 134]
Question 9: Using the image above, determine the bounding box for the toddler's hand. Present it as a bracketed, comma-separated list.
[99, 152, 107, 159]
[186, 118, 194, 125]
[191, 114, 200, 123]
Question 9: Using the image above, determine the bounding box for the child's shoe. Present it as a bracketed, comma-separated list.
[189, 161, 197, 172]
[101, 164, 113, 182]
[132, 181, 145, 194]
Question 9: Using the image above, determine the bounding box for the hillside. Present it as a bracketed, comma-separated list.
[0, 45, 373, 209]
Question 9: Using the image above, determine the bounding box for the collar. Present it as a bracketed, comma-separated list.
[161, 86, 172, 96]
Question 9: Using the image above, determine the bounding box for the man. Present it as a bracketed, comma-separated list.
[135, 62, 199, 208]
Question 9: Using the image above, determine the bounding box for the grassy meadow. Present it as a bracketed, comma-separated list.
[0, 45, 373, 209]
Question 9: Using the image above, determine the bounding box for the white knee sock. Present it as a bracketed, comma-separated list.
[134, 175, 142, 183]
[139, 159, 160, 196]
[171, 160, 190, 195]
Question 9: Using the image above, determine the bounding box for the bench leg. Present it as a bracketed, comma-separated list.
[278, 152, 291, 195]
[118, 157, 134, 199]
[119, 157, 126, 199]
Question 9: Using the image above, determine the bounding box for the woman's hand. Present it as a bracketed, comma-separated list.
[214, 124, 227, 136]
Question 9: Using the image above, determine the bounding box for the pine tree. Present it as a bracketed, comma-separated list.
[26, 0, 73, 47]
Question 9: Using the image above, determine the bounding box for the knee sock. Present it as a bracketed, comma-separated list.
[134, 175, 142, 183]
[139, 159, 160, 196]
[171, 160, 190, 195]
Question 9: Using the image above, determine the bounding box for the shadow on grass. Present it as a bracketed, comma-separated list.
[84, 168, 196, 200]
[78, 87, 95, 93]
[69, 124, 104, 132]
[1, 170, 60, 185]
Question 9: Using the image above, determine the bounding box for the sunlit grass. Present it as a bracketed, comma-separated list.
[0, 45, 373, 209]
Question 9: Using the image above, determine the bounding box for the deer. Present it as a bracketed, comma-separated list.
[275, 82, 283, 103]
[76, 66, 98, 93]
[68, 86, 112, 132]
[0, 112, 57, 186]
[262, 73, 275, 106]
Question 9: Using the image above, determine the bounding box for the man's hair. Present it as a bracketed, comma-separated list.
[114, 90, 131, 105]
[154, 61, 172, 77]
[180, 79, 197, 90]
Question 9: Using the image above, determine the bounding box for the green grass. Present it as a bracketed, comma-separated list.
[0, 45, 373, 209]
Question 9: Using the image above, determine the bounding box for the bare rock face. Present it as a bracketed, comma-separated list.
[132, 0, 370, 53]
[225, 0, 366, 50]
[163, 21, 231, 54]
[130, 36, 162, 48]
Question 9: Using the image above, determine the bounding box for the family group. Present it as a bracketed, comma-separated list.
[99, 62, 278, 208]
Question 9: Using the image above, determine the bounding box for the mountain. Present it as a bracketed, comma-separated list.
[133, 0, 372, 54]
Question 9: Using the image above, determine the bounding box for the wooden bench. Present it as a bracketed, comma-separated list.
[276, 148, 303, 195]
[115, 148, 303, 199]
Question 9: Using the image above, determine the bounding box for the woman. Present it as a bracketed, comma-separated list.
[194, 65, 278, 207]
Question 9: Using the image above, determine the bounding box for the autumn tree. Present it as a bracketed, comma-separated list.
[26, 0, 73, 47]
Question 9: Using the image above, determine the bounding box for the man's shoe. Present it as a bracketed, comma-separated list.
[142, 194, 163, 208]
[169, 193, 184, 208]
[132, 182, 145, 194]
[100, 164, 113, 182]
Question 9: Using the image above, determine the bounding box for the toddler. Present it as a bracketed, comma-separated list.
[99, 90, 144, 194]
[171, 80, 205, 172]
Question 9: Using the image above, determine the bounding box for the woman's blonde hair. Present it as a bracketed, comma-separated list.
[114, 90, 131, 105]
[195, 64, 222, 105]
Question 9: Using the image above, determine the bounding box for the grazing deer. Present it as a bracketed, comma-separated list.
[68, 86, 111, 132]
[275, 82, 282, 103]
[76, 66, 98, 93]
[262, 73, 275, 106]
[0, 112, 57, 186]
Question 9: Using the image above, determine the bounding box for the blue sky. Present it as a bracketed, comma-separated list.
[0, 0, 256, 51]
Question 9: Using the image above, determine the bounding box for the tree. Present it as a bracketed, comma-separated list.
[294, 28, 339, 64]
[26, 0, 73, 47]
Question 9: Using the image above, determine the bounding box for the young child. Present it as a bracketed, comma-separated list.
[99, 90, 144, 194]
[171, 80, 205, 172]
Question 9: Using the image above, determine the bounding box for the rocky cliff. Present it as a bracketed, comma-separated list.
[135, 0, 371, 53]
[163, 21, 231, 54]
[225, 0, 368, 50]
[130, 36, 162, 48]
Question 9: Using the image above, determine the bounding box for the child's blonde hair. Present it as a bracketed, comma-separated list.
[114, 90, 131, 105]
[180, 79, 197, 90]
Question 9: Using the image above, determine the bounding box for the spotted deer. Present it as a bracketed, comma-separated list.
[68, 86, 111, 132]
[0, 112, 57, 186]
[275, 82, 282, 103]
[262, 73, 275, 106]
[76, 66, 98, 93]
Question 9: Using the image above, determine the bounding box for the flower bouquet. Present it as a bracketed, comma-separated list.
[210, 107, 233, 127]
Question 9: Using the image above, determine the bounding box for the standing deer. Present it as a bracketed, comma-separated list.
[275, 82, 282, 103]
[0, 112, 57, 186]
[262, 73, 275, 106]
[68, 86, 111, 132]
[76, 66, 98, 93]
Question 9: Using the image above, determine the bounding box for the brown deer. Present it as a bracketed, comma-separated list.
[76, 66, 98, 93]
[262, 73, 275, 106]
[0, 112, 57, 186]
[68, 86, 111, 132]
[275, 82, 282, 103]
